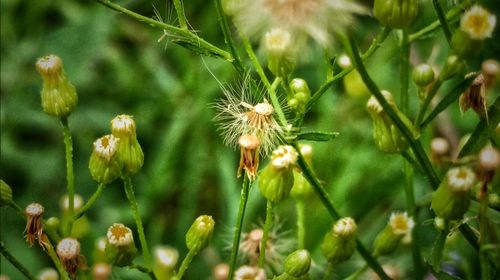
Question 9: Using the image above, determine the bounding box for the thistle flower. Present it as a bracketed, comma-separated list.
[92, 263, 112, 280]
[228, 0, 367, 47]
[238, 134, 261, 181]
[234, 265, 266, 280]
[213, 76, 284, 156]
[460, 5, 496, 40]
[89, 134, 121, 184]
[373, 212, 414, 256]
[56, 238, 85, 277]
[105, 223, 137, 266]
[24, 203, 45, 247]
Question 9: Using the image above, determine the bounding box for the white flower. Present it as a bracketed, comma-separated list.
[229, 0, 367, 47]
[271, 145, 298, 169]
[389, 212, 414, 236]
[107, 223, 134, 247]
[447, 167, 476, 191]
[93, 134, 120, 161]
[460, 5, 496, 40]
[333, 217, 357, 238]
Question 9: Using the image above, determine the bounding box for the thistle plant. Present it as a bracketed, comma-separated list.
[1, 0, 499, 280]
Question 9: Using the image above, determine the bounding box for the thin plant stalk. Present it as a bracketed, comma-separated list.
[74, 183, 106, 220]
[415, 79, 443, 127]
[129, 263, 157, 279]
[0, 242, 37, 280]
[296, 199, 306, 249]
[293, 143, 391, 280]
[173, 0, 187, 29]
[177, 249, 196, 279]
[228, 175, 251, 279]
[213, 0, 244, 74]
[432, 0, 453, 44]
[258, 200, 273, 267]
[60, 117, 75, 236]
[44, 237, 71, 280]
[123, 176, 152, 267]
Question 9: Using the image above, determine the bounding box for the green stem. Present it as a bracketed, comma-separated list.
[123, 176, 151, 268]
[74, 183, 106, 220]
[45, 239, 71, 280]
[432, 0, 453, 44]
[213, 0, 244, 74]
[415, 79, 443, 128]
[307, 27, 391, 111]
[258, 200, 274, 267]
[173, 0, 187, 29]
[228, 175, 250, 279]
[94, 0, 232, 62]
[400, 29, 409, 113]
[9, 201, 25, 218]
[129, 263, 157, 279]
[0, 242, 36, 280]
[431, 228, 448, 272]
[345, 264, 369, 280]
[177, 249, 196, 279]
[293, 143, 391, 280]
[60, 117, 75, 236]
[479, 182, 491, 280]
[401, 151, 424, 175]
[241, 36, 288, 128]
[296, 199, 306, 249]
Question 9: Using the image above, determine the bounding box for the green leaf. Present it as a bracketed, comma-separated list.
[421, 73, 478, 129]
[296, 131, 339, 142]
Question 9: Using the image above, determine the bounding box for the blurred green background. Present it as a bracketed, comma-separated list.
[1, 0, 499, 279]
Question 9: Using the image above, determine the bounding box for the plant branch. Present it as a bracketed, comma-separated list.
[228, 175, 250, 279]
[0, 242, 36, 280]
[258, 200, 273, 267]
[74, 183, 106, 220]
[177, 249, 196, 279]
[431, 0, 453, 44]
[60, 117, 75, 236]
[173, 0, 188, 29]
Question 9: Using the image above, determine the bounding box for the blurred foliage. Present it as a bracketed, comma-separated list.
[1, 0, 499, 279]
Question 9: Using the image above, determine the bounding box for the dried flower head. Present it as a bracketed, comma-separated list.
[240, 222, 291, 267]
[234, 265, 266, 280]
[229, 0, 367, 47]
[92, 263, 111, 280]
[213, 76, 284, 156]
[93, 135, 120, 162]
[460, 74, 487, 117]
[107, 223, 134, 247]
[389, 212, 414, 236]
[56, 238, 85, 277]
[24, 203, 45, 247]
[270, 145, 298, 169]
[447, 167, 476, 192]
[460, 5, 496, 40]
[238, 134, 261, 180]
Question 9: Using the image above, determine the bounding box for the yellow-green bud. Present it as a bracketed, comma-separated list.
[431, 167, 475, 220]
[284, 249, 311, 277]
[288, 79, 311, 113]
[105, 223, 137, 266]
[366, 91, 413, 153]
[110, 115, 144, 176]
[439, 55, 464, 81]
[0, 180, 13, 207]
[45, 217, 60, 233]
[265, 28, 296, 78]
[321, 217, 357, 264]
[89, 134, 121, 184]
[185, 215, 215, 254]
[154, 246, 179, 280]
[412, 64, 435, 88]
[259, 145, 297, 203]
[35, 55, 78, 118]
[373, 0, 418, 29]
[373, 212, 414, 256]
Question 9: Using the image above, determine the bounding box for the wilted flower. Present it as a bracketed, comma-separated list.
[459, 74, 487, 117]
[56, 238, 85, 277]
[238, 134, 261, 180]
[460, 5, 496, 40]
[24, 203, 45, 247]
[228, 0, 367, 47]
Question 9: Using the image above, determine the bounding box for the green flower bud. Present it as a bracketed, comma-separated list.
[373, 0, 418, 29]
[265, 28, 296, 77]
[0, 180, 13, 207]
[439, 55, 464, 81]
[185, 215, 215, 254]
[45, 217, 60, 233]
[110, 115, 144, 176]
[321, 217, 357, 264]
[35, 55, 78, 118]
[284, 249, 311, 277]
[105, 223, 137, 266]
[290, 79, 310, 95]
[89, 135, 122, 184]
[373, 212, 414, 256]
[431, 167, 475, 220]
[288, 79, 311, 113]
[412, 64, 435, 88]
[366, 91, 414, 153]
[451, 30, 482, 59]
[259, 145, 298, 203]
[154, 246, 179, 280]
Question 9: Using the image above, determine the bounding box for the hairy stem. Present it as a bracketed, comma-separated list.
[228, 175, 250, 279]
[60, 117, 75, 236]
[74, 183, 106, 220]
[123, 176, 151, 268]
[0, 242, 36, 280]
[173, 0, 187, 29]
[258, 200, 273, 267]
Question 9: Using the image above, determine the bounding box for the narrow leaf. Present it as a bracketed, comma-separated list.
[296, 131, 339, 142]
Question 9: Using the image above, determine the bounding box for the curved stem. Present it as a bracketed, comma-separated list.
[74, 183, 106, 220]
[177, 249, 196, 279]
[173, 0, 187, 29]
[213, 0, 244, 74]
[123, 176, 151, 268]
[0, 242, 36, 280]
[296, 199, 306, 249]
[60, 117, 75, 236]
[258, 200, 273, 267]
[228, 175, 250, 279]
[432, 0, 453, 44]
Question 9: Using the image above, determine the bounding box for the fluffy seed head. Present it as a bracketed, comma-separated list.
[93, 135, 120, 161]
[447, 167, 476, 191]
[56, 238, 81, 260]
[107, 223, 134, 247]
[460, 5, 496, 39]
[389, 212, 414, 236]
[333, 217, 357, 238]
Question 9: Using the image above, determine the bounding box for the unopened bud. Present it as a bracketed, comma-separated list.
[412, 64, 435, 88]
[321, 217, 357, 264]
[0, 180, 13, 207]
[110, 115, 144, 176]
[185, 215, 215, 254]
[284, 249, 311, 277]
[259, 145, 297, 202]
[373, 0, 418, 29]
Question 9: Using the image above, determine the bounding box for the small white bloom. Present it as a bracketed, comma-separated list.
[333, 217, 357, 238]
[107, 223, 134, 247]
[234, 265, 266, 280]
[389, 212, 414, 236]
[264, 28, 293, 55]
[93, 134, 120, 161]
[447, 167, 476, 191]
[271, 145, 297, 169]
[460, 5, 496, 39]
